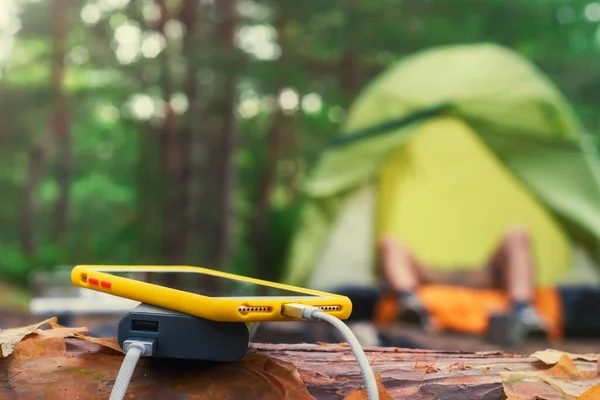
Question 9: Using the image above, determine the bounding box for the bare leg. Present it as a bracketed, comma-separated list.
[487, 227, 536, 304]
[487, 227, 546, 334]
[378, 235, 430, 328]
[378, 235, 423, 293]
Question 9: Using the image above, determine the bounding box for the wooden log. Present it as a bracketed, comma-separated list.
[3, 334, 599, 400]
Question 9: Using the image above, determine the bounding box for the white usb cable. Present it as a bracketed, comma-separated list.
[109, 338, 156, 400]
[282, 303, 379, 400]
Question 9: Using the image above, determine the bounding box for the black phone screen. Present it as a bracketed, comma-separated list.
[93, 269, 325, 298]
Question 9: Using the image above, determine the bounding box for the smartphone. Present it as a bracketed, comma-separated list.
[71, 265, 352, 322]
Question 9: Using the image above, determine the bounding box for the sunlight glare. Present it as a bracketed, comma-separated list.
[69, 46, 90, 65]
[236, 25, 280, 60]
[97, 0, 130, 13]
[94, 102, 120, 124]
[114, 22, 141, 64]
[556, 6, 575, 24]
[171, 93, 189, 115]
[141, 32, 166, 58]
[301, 93, 323, 114]
[585, 2, 600, 22]
[81, 4, 102, 25]
[238, 98, 260, 118]
[0, 0, 21, 65]
[164, 20, 184, 40]
[278, 88, 299, 112]
[130, 94, 155, 120]
[142, 0, 160, 24]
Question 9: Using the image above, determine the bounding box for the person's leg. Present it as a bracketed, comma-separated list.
[378, 235, 430, 328]
[486, 227, 546, 334]
[378, 235, 423, 294]
[487, 227, 535, 303]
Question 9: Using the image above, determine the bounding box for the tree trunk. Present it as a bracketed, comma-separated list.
[249, 10, 287, 280]
[179, 0, 201, 262]
[215, 0, 238, 271]
[251, 102, 284, 280]
[52, 0, 71, 244]
[153, 0, 184, 265]
[19, 0, 69, 255]
[11, 333, 599, 400]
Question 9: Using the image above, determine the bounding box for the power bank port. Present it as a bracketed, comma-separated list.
[131, 319, 159, 332]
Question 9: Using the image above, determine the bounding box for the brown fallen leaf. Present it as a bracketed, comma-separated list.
[0, 317, 57, 358]
[577, 383, 600, 399]
[343, 373, 394, 400]
[73, 333, 122, 353]
[34, 326, 89, 339]
[502, 354, 600, 400]
[5, 335, 316, 400]
[12, 336, 67, 359]
[532, 349, 599, 365]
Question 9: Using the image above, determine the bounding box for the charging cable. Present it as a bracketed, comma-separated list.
[109, 338, 156, 400]
[109, 310, 378, 400]
[282, 304, 379, 400]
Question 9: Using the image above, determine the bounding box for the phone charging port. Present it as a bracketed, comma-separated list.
[131, 319, 159, 332]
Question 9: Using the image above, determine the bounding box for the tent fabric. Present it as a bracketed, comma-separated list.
[282, 43, 600, 290]
[307, 185, 378, 290]
[377, 116, 570, 285]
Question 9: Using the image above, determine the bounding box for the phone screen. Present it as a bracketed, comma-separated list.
[93, 268, 325, 298]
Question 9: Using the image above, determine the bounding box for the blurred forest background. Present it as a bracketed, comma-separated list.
[1, 0, 600, 288]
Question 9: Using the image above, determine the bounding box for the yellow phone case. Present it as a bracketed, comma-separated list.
[71, 265, 353, 322]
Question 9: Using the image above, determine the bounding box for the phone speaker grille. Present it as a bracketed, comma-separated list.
[318, 305, 341, 312]
[238, 306, 273, 315]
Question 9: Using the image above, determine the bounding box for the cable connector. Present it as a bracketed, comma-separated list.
[123, 338, 156, 356]
[281, 303, 322, 319]
[282, 303, 379, 400]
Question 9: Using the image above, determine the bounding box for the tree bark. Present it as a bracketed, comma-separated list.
[215, 0, 239, 271]
[251, 100, 284, 280]
[250, 11, 287, 280]
[19, 0, 69, 255]
[154, 0, 184, 265]
[52, 0, 71, 244]
[178, 0, 201, 262]
[11, 335, 598, 400]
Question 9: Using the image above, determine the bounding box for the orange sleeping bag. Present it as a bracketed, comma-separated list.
[374, 284, 563, 342]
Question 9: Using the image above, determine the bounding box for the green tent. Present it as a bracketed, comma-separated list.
[281, 43, 600, 292]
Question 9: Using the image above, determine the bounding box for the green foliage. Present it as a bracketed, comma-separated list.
[1, 0, 599, 288]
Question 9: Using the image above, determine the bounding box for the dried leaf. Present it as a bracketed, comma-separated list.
[35, 326, 89, 339]
[73, 333, 122, 353]
[11, 337, 67, 359]
[532, 349, 599, 366]
[343, 373, 394, 400]
[577, 383, 600, 400]
[5, 336, 315, 399]
[502, 354, 600, 400]
[0, 317, 57, 358]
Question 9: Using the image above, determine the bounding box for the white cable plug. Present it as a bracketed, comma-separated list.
[282, 303, 380, 400]
[109, 338, 156, 400]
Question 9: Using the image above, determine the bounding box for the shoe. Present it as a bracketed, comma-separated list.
[514, 306, 548, 338]
[398, 294, 431, 331]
